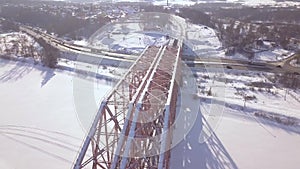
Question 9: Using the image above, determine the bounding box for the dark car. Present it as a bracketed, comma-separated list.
[226, 65, 233, 69]
[293, 72, 300, 75]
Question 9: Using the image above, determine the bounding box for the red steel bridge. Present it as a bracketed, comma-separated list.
[74, 39, 182, 169]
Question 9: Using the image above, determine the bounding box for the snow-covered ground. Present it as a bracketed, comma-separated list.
[170, 67, 300, 169]
[0, 59, 112, 169]
[195, 68, 300, 119]
[184, 24, 294, 62]
[184, 23, 222, 58]
[86, 0, 300, 8]
[87, 13, 295, 63]
[90, 23, 170, 54]
[254, 48, 293, 62]
[108, 0, 300, 8]
[57, 57, 128, 79]
[2, 59, 300, 169]
[73, 39, 89, 46]
[206, 104, 300, 169]
[166, 0, 300, 8]
[42, 0, 300, 9]
[0, 32, 42, 59]
[290, 59, 300, 68]
[1, 12, 299, 169]
[152, 0, 196, 6]
[241, 0, 300, 7]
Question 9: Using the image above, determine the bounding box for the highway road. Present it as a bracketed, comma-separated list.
[19, 25, 138, 63]
[185, 56, 300, 74]
[19, 25, 300, 75]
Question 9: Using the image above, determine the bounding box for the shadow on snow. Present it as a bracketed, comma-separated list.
[171, 105, 238, 169]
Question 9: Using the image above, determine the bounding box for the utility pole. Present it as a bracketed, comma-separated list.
[284, 88, 288, 101]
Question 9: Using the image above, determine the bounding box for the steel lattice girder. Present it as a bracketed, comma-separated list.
[114, 44, 182, 169]
[74, 40, 182, 169]
[74, 46, 164, 169]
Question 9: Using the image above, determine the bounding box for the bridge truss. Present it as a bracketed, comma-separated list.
[74, 41, 182, 169]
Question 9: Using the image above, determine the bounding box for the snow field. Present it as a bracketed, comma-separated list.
[170, 67, 300, 169]
[0, 59, 112, 169]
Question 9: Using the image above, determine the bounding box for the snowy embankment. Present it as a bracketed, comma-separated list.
[0, 32, 42, 59]
[0, 59, 112, 169]
[290, 59, 300, 68]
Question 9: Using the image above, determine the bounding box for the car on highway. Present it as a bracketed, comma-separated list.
[226, 65, 233, 69]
